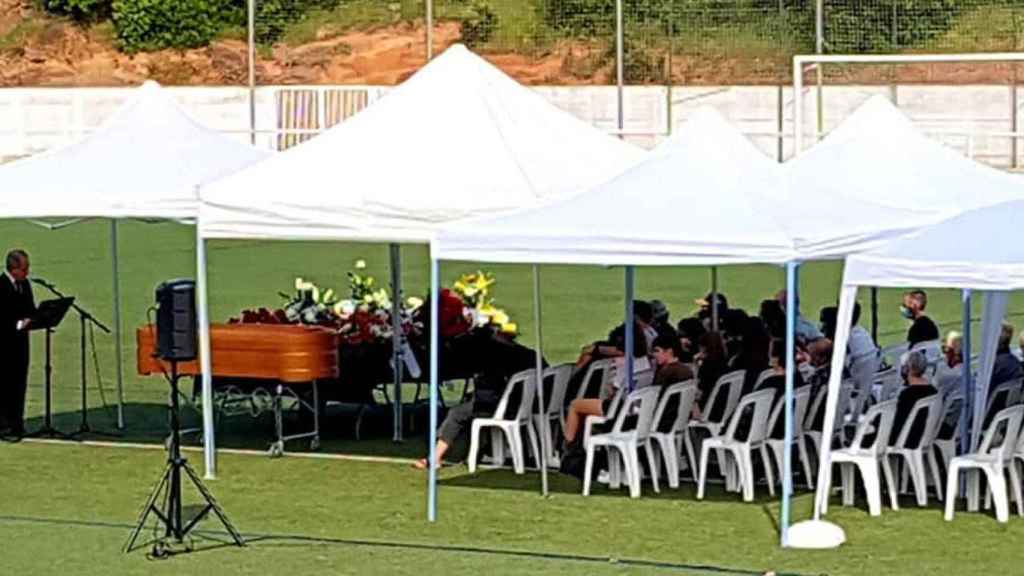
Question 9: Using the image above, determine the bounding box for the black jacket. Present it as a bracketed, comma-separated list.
[0, 273, 35, 349]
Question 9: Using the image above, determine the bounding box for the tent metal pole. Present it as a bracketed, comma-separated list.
[870, 287, 879, 344]
[197, 233, 217, 479]
[532, 264, 549, 496]
[625, 266, 635, 390]
[246, 0, 256, 145]
[710, 266, 719, 332]
[110, 219, 125, 429]
[427, 257, 440, 522]
[781, 261, 798, 547]
[615, 0, 624, 137]
[959, 289, 973, 455]
[390, 244, 404, 443]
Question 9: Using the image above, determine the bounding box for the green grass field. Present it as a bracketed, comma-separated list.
[3, 218, 1024, 574]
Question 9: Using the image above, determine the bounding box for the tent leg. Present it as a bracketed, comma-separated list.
[960, 289, 972, 456]
[781, 261, 798, 547]
[111, 220, 125, 429]
[390, 244, 404, 443]
[533, 264, 549, 496]
[197, 235, 217, 480]
[710, 266, 719, 332]
[428, 258, 440, 522]
[624, 266, 636, 390]
[870, 287, 879, 345]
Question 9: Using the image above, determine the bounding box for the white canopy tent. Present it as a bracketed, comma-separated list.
[809, 199, 1024, 540]
[195, 44, 645, 478]
[782, 96, 1024, 260]
[0, 80, 268, 428]
[433, 107, 808, 534]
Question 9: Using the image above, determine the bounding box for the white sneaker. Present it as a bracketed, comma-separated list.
[597, 470, 610, 484]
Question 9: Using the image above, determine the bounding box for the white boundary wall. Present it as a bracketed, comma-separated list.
[1, 84, 1021, 167]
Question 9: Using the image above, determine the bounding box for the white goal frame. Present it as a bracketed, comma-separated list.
[792, 52, 1024, 157]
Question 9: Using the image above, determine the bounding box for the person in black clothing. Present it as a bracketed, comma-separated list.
[676, 317, 706, 363]
[1, 249, 35, 439]
[759, 298, 785, 339]
[695, 331, 729, 421]
[889, 351, 938, 449]
[649, 299, 678, 342]
[733, 316, 771, 394]
[819, 306, 839, 342]
[414, 330, 543, 469]
[756, 337, 807, 439]
[902, 290, 940, 347]
[991, 323, 1023, 387]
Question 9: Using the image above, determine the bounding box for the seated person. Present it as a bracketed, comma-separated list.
[650, 335, 695, 432]
[676, 317, 706, 363]
[754, 336, 806, 440]
[575, 301, 653, 371]
[695, 331, 730, 422]
[991, 323, 1023, 387]
[935, 330, 963, 398]
[759, 298, 785, 339]
[819, 306, 838, 342]
[847, 301, 877, 362]
[649, 299, 678, 342]
[562, 333, 650, 449]
[732, 316, 770, 394]
[695, 292, 729, 331]
[722, 308, 751, 366]
[902, 290, 940, 347]
[415, 331, 541, 469]
[888, 351, 938, 449]
[776, 289, 824, 343]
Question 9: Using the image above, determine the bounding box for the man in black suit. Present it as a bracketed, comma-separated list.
[1, 249, 35, 438]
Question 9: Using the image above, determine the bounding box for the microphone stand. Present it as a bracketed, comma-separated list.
[33, 279, 119, 438]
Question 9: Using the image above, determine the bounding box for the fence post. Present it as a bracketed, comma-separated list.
[426, 0, 434, 61]
[247, 0, 257, 145]
[616, 0, 624, 137]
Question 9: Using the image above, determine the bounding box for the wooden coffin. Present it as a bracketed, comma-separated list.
[137, 323, 339, 383]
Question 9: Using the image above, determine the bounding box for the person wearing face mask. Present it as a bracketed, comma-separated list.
[902, 290, 939, 347]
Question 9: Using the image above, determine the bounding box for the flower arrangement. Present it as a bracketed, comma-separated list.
[452, 270, 517, 335]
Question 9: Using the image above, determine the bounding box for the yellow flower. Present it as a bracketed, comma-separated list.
[311, 286, 321, 302]
[407, 296, 424, 308]
[492, 311, 510, 326]
[322, 289, 335, 303]
[500, 322, 517, 334]
[355, 259, 367, 270]
[294, 277, 305, 291]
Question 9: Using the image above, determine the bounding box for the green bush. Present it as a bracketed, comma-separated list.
[459, 0, 497, 48]
[40, 0, 112, 21]
[253, 0, 343, 44]
[112, 0, 231, 52]
[822, 0, 961, 52]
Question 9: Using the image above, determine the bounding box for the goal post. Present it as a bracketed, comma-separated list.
[792, 52, 1024, 158]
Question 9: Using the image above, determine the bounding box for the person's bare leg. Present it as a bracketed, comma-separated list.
[415, 439, 450, 469]
[563, 398, 603, 444]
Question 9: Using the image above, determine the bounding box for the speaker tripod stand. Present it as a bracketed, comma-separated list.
[123, 361, 244, 555]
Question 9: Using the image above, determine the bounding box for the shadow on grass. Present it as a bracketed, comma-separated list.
[21, 400, 433, 460]
[0, 513, 804, 575]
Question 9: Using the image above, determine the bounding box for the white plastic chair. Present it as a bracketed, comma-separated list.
[574, 358, 616, 401]
[533, 363, 573, 467]
[648, 380, 699, 489]
[875, 367, 903, 403]
[823, 399, 898, 517]
[806, 380, 854, 461]
[763, 386, 814, 492]
[583, 387, 662, 498]
[932, 391, 965, 487]
[581, 368, 653, 447]
[752, 368, 776, 391]
[846, 353, 880, 427]
[690, 370, 746, 437]
[697, 388, 777, 502]
[468, 369, 539, 475]
[884, 394, 944, 509]
[984, 379, 1023, 427]
[945, 405, 1024, 523]
[1010, 420, 1024, 516]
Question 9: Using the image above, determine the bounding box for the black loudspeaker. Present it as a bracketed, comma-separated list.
[155, 279, 197, 361]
